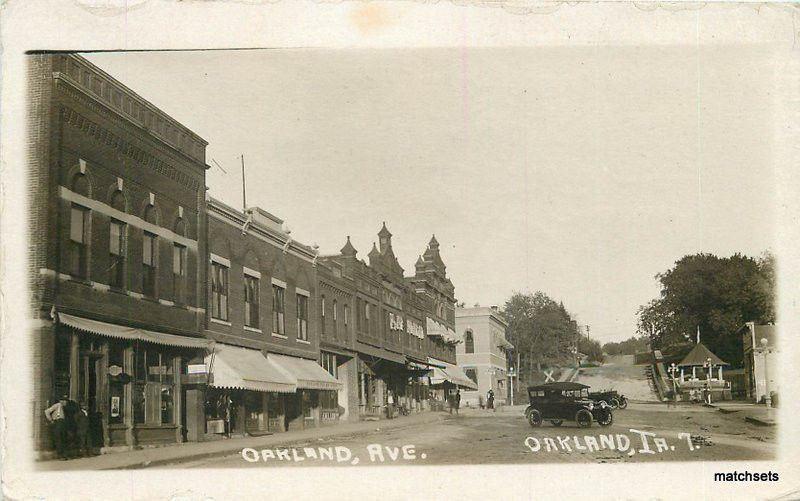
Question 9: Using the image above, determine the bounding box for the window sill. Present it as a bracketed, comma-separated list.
[244, 325, 262, 333]
[272, 333, 288, 339]
[296, 339, 311, 345]
[211, 318, 232, 326]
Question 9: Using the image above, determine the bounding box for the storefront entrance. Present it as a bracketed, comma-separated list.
[77, 348, 103, 449]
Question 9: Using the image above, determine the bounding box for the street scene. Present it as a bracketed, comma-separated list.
[22, 46, 779, 472]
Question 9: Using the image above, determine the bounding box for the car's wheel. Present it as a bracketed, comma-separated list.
[550, 420, 563, 427]
[597, 410, 613, 427]
[618, 398, 628, 409]
[575, 409, 593, 428]
[527, 409, 542, 427]
[609, 398, 620, 409]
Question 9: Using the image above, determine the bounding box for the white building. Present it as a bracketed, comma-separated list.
[455, 306, 513, 407]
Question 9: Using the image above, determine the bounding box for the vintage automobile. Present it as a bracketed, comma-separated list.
[588, 390, 628, 409]
[525, 382, 613, 428]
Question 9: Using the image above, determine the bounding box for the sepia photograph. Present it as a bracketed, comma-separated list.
[2, 1, 799, 499]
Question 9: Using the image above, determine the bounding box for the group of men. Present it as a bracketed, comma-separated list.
[44, 395, 92, 460]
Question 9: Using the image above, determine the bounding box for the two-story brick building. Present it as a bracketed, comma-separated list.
[28, 54, 212, 453]
[200, 199, 341, 438]
[319, 225, 464, 419]
[455, 306, 513, 407]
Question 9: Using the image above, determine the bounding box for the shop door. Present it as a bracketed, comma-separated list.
[78, 353, 103, 447]
[285, 393, 303, 431]
[244, 392, 265, 434]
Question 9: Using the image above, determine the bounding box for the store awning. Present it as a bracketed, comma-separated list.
[205, 344, 296, 393]
[268, 353, 342, 391]
[57, 312, 212, 350]
[497, 337, 514, 350]
[355, 342, 406, 365]
[426, 317, 459, 343]
[427, 357, 478, 390]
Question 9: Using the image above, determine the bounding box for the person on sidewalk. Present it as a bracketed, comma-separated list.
[74, 403, 91, 457]
[386, 390, 395, 419]
[454, 389, 461, 415]
[487, 389, 495, 410]
[44, 395, 69, 460]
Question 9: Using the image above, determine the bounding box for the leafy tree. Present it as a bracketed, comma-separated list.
[636, 252, 775, 366]
[602, 335, 649, 356]
[503, 292, 582, 386]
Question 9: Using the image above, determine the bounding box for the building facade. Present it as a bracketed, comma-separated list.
[201, 200, 341, 439]
[455, 306, 513, 407]
[29, 54, 211, 452]
[742, 322, 778, 404]
[319, 226, 462, 419]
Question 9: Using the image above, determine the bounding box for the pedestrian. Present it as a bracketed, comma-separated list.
[44, 395, 69, 460]
[386, 390, 395, 420]
[455, 389, 461, 415]
[487, 389, 495, 410]
[74, 403, 91, 457]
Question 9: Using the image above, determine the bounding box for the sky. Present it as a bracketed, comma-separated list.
[84, 46, 775, 344]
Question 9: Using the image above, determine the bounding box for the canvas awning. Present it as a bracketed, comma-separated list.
[426, 318, 459, 343]
[497, 337, 514, 350]
[57, 312, 212, 350]
[268, 353, 342, 391]
[205, 344, 296, 393]
[355, 342, 406, 365]
[427, 357, 478, 390]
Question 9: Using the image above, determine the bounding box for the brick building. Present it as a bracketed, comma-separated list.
[28, 54, 211, 453]
[201, 199, 341, 438]
[319, 225, 462, 419]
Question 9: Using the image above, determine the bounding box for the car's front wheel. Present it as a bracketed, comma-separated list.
[527, 409, 542, 427]
[575, 409, 593, 428]
[550, 420, 563, 427]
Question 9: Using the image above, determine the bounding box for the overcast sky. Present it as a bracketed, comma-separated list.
[84, 47, 775, 344]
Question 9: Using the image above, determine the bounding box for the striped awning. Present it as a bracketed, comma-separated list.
[268, 353, 342, 391]
[57, 312, 212, 349]
[427, 357, 478, 390]
[206, 344, 296, 393]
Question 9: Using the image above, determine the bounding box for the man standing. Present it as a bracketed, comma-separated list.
[487, 389, 495, 410]
[454, 389, 461, 416]
[44, 395, 69, 460]
[74, 403, 91, 457]
[386, 390, 395, 420]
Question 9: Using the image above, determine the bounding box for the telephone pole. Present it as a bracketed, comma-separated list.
[586, 324, 591, 342]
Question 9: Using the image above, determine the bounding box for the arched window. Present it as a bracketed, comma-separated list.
[464, 330, 474, 354]
[110, 190, 126, 212]
[142, 205, 158, 297]
[71, 173, 90, 197]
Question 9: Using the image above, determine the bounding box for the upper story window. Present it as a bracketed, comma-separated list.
[272, 283, 285, 335]
[210, 261, 229, 321]
[244, 274, 260, 329]
[142, 232, 157, 297]
[297, 293, 308, 341]
[464, 331, 474, 354]
[172, 243, 186, 303]
[343, 304, 349, 327]
[332, 300, 338, 336]
[320, 295, 326, 335]
[69, 205, 90, 279]
[109, 219, 126, 289]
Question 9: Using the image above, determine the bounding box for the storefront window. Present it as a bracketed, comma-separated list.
[108, 341, 126, 424]
[133, 345, 175, 425]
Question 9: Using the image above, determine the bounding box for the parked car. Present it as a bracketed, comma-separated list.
[588, 390, 628, 409]
[525, 382, 613, 428]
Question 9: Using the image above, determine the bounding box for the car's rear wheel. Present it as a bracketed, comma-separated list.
[575, 409, 593, 428]
[597, 410, 613, 427]
[609, 398, 620, 409]
[550, 420, 563, 427]
[618, 398, 628, 409]
[527, 409, 542, 427]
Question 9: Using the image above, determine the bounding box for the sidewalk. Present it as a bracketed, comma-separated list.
[710, 401, 778, 426]
[38, 411, 447, 471]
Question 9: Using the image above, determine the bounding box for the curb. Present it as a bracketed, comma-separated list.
[101, 413, 447, 470]
[745, 415, 776, 427]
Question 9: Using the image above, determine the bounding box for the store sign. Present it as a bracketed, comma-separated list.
[187, 364, 208, 374]
[110, 396, 120, 417]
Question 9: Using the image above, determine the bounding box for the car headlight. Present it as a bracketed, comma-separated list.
[587, 403, 594, 410]
[600, 401, 607, 408]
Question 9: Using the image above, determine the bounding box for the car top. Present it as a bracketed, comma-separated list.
[527, 382, 590, 392]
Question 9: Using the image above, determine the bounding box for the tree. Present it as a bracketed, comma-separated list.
[602, 335, 649, 356]
[636, 252, 775, 366]
[503, 291, 582, 385]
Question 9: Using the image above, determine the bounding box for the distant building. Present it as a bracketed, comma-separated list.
[455, 306, 513, 407]
[742, 322, 778, 403]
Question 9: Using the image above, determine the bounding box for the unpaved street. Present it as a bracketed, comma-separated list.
[171, 402, 775, 468]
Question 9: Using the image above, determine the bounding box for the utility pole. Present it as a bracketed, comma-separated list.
[241, 154, 247, 211]
[586, 325, 591, 342]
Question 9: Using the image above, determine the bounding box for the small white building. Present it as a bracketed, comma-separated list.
[455, 306, 513, 407]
